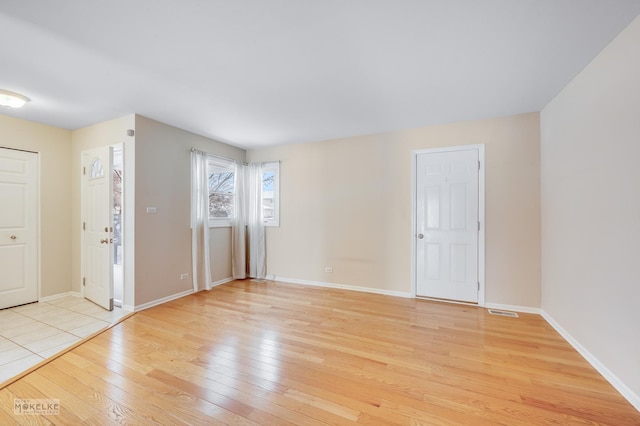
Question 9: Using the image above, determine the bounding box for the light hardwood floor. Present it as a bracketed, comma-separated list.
[1, 280, 638, 425]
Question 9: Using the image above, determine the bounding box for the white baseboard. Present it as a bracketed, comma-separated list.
[541, 310, 640, 412]
[275, 277, 412, 299]
[484, 303, 541, 314]
[131, 278, 233, 312]
[209, 277, 234, 289]
[39, 291, 82, 302]
[134, 289, 194, 312]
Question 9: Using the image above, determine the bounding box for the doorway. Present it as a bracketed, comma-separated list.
[81, 144, 124, 311]
[412, 145, 485, 304]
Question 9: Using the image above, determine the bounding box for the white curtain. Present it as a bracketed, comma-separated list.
[246, 163, 266, 279]
[231, 163, 246, 279]
[190, 150, 212, 291]
[232, 163, 266, 279]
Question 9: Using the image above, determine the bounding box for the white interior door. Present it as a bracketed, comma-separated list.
[416, 148, 479, 303]
[0, 148, 38, 309]
[82, 147, 114, 310]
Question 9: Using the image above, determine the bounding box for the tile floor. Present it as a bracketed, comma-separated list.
[0, 296, 129, 384]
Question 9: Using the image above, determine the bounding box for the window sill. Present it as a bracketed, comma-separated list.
[209, 219, 232, 228]
[208, 221, 279, 228]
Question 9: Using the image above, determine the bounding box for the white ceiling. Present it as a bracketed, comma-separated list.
[1, 1, 639, 149]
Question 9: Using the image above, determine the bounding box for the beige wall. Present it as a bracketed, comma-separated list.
[133, 115, 245, 306]
[541, 15, 640, 401]
[0, 114, 72, 297]
[210, 226, 233, 284]
[248, 112, 541, 307]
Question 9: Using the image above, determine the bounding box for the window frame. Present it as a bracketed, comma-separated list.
[262, 161, 280, 227]
[207, 156, 236, 228]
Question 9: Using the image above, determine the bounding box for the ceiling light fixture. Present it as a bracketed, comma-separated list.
[0, 89, 30, 108]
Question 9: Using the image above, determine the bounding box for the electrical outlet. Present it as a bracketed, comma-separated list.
[180, 273, 189, 280]
[324, 267, 333, 273]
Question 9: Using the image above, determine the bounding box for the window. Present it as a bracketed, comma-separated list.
[208, 157, 235, 227]
[262, 162, 280, 227]
[89, 157, 104, 179]
[206, 157, 277, 227]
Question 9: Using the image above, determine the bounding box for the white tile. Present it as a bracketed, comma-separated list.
[55, 314, 104, 332]
[0, 346, 34, 366]
[0, 294, 132, 383]
[0, 315, 34, 332]
[5, 323, 61, 346]
[0, 319, 46, 338]
[45, 297, 84, 308]
[89, 309, 126, 322]
[0, 354, 44, 384]
[37, 338, 82, 359]
[75, 304, 107, 316]
[23, 332, 80, 353]
[8, 302, 43, 313]
[10, 324, 64, 346]
[23, 307, 72, 322]
[0, 336, 19, 352]
[0, 310, 25, 321]
[10, 304, 59, 318]
[68, 321, 109, 338]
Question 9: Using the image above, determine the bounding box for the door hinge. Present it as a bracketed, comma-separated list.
[478, 160, 481, 170]
[83, 221, 86, 231]
[83, 166, 86, 175]
[478, 282, 480, 291]
[478, 221, 480, 231]
[83, 277, 86, 287]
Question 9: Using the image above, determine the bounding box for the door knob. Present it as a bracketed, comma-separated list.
[10, 235, 17, 240]
[417, 234, 424, 239]
[100, 238, 109, 244]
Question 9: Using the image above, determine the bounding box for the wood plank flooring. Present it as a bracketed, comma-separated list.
[1, 280, 638, 425]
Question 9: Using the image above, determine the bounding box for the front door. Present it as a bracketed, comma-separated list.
[0, 147, 38, 309]
[416, 148, 479, 303]
[82, 147, 114, 310]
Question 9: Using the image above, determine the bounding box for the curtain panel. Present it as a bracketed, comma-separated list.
[190, 150, 212, 291]
[231, 163, 246, 279]
[232, 163, 266, 279]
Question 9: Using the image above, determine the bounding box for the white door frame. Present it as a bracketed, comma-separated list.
[121, 139, 134, 312]
[77, 135, 134, 313]
[411, 144, 485, 306]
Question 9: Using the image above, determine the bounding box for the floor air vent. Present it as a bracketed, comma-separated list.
[488, 309, 518, 318]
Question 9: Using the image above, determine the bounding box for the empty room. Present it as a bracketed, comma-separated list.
[1, 1, 639, 424]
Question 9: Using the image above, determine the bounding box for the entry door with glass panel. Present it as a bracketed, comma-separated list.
[82, 147, 114, 310]
[416, 148, 479, 303]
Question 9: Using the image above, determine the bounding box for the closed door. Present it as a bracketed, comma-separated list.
[416, 149, 479, 303]
[0, 148, 38, 309]
[82, 147, 114, 310]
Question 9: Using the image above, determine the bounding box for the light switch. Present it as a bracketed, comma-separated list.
[146, 207, 157, 214]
